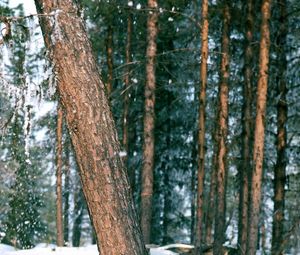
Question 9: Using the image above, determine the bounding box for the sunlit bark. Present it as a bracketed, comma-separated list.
[34, 1, 147, 254]
[140, 0, 158, 244]
[247, 0, 271, 254]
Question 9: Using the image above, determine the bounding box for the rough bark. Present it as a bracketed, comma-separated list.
[34, 1, 147, 254]
[194, 0, 209, 253]
[238, 0, 254, 253]
[271, 0, 287, 253]
[123, 6, 133, 188]
[213, 2, 230, 255]
[63, 135, 70, 244]
[140, 0, 158, 244]
[247, 0, 271, 254]
[106, 25, 113, 96]
[56, 102, 64, 247]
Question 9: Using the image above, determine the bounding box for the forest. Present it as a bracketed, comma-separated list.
[0, 0, 299, 254]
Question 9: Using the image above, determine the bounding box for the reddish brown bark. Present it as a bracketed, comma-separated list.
[56, 102, 64, 247]
[247, 0, 271, 254]
[213, 2, 230, 255]
[238, 0, 254, 253]
[271, 0, 288, 254]
[106, 25, 113, 96]
[34, 1, 147, 254]
[194, 0, 209, 253]
[140, 0, 158, 244]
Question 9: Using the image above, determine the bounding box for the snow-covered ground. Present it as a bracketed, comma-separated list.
[0, 243, 179, 255]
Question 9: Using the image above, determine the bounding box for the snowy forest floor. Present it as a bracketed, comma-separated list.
[0, 243, 193, 255]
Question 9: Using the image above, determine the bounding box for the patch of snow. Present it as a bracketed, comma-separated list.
[0, 245, 178, 255]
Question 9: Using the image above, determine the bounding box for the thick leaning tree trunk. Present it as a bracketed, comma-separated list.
[247, 0, 271, 254]
[194, 0, 209, 253]
[56, 102, 64, 247]
[238, 0, 254, 253]
[141, 0, 158, 244]
[34, 1, 147, 254]
[213, 2, 230, 255]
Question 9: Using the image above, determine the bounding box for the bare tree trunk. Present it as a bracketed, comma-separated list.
[140, 0, 158, 244]
[56, 102, 64, 247]
[204, 125, 218, 245]
[63, 135, 70, 244]
[106, 25, 113, 96]
[247, 0, 271, 254]
[123, 5, 133, 188]
[194, 0, 209, 253]
[34, 1, 147, 254]
[238, 0, 254, 253]
[213, 2, 230, 255]
[72, 183, 84, 247]
[271, 0, 287, 254]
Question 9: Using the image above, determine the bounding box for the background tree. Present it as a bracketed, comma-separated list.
[247, 0, 271, 253]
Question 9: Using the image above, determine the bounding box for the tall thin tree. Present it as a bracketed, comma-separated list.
[140, 0, 159, 244]
[56, 102, 64, 247]
[34, 0, 147, 254]
[63, 134, 71, 244]
[238, 0, 254, 253]
[271, 0, 288, 253]
[194, 0, 209, 253]
[247, 0, 271, 254]
[123, 2, 133, 188]
[213, 1, 230, 254]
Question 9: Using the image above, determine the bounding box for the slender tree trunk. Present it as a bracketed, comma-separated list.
[63, 135, 70, 244]
[123, 6, 133, 188]
[238, 0, 254, 253]
[194, 0, 209, 253]
[72, 185, 84, 247]
[213, 2, 230, 254]
[106, 25, 114, 96]
[162, 97, 172, 245]
[56, 102, 64, 247]
[140, 0, 158, 244]
[271, 0, 287, 254]
[191, 143, 197, 244]
[247, 0, 271, 254]
[34, 1, 147, 254]
[204, 125, 218, 245]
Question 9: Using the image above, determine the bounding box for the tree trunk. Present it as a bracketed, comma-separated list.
[204, 124, 218, 245]
[213, 2, 230, 255]
[72, 185, 84, 247]
[106, 25, 113, 96]
[140, 0, 158, 244]
[271, 0, 287, 254]
[194, 0, 209, 253]
[34, 1, 147, 254]
[123, 5, 133, 189]
[238, 0, 254, 253]
[63, 135, 70, 244]
[247, 0, 271, 254]
[56, 102, 64, 247]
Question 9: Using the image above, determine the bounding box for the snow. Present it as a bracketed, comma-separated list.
[0, 244, 178, 255]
